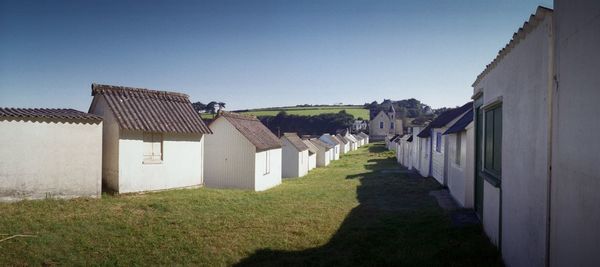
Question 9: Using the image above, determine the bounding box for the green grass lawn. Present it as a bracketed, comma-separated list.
[240, 106, 369, 119]
[0, 144, 501, 266]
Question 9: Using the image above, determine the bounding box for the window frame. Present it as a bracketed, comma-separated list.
[379, 121, 384, 129]
[143, 132, 163, 164]
[390, 122, 394, 129]
[435, 132, 442, 153]
[264, 150, 271, 175]
[455, 132, 462, 166]
[483, 103, 502, 179]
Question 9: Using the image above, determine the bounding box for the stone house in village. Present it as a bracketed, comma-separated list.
[369, 106, 403, 141]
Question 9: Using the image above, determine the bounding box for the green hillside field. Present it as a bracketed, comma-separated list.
[239, 106, 369, 118]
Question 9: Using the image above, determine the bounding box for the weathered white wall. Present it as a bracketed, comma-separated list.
[483, 182, 501, 246]
[281, 138, 300, 178]
[473, 14, 553, 267]
[118, 130, 204, 193]
[205, 118, 256, 190]
[0, 118, 102, 201]
[89, 95, 119, 191]
[417, 137, 431, 177]
[308, 153, 316, 170]
[551, 1, 600, 266]
[314, 144, 330, 167]
[446, 124, 475, 208]
[254, 148, 282, 191]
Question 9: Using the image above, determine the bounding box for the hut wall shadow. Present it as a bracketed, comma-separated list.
[235, 143, 501, 266]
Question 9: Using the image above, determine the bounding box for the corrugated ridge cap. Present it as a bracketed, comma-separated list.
[0, 107, 102, 121]
[472, 6, 553, 87]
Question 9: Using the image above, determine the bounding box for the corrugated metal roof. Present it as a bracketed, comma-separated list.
[310, 138, 334, 149]
[444, 109, 473, 135]
[91, 83, 211, 134]
[358, 132, 369, 139]
[0, 108, 102, 121]
[335, 134, 349, 144]
[418, 102, 472, 138]
[219, 112, 282, 152]
[282, 132, 309, 151]
[303, 140, 318, 154]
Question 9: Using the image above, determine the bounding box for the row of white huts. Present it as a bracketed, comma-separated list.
[0, 83, 369, 200]
[391, 3, 600, 266]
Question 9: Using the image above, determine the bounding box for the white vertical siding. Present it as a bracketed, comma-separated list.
[298, 150, 309, 177]
[204, 117, 256, 190]
[446, 125, 475, 208]
[254, 148, 282, 191]
[281, 138, 300, 178]
[308, 153, 316, 170]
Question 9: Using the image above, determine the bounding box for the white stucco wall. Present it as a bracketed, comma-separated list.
[483, 181, 501, 246]
[551, 1, 600, 266]
[254, 148, 282, 191]
[473, 14, 553, 267]
[205, 117, 256, 190]
[118, 130, 204, 193]
[89, 95, 119, 191]
[0, 118, 102, 201]
[446, 124, 475, 208]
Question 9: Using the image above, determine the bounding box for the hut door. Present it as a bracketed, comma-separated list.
[474, 102, 484, 218]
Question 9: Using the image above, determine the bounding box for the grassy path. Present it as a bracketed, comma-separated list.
[0, 143, 501, 266]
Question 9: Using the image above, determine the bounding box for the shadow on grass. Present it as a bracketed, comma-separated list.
[235, 143, 502, 266]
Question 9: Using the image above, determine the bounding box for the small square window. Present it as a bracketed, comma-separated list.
[143, 133, 163, 164]
[436, 132, 442, 153]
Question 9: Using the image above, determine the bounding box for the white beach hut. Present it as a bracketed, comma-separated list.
[303, 140, 318, 170]
[89, 84, 212, 194]
[281, 132, 309, 178]
[310, 138, 333, 167]
[204, 112, 282, 191]
[319, 134, 340, 160]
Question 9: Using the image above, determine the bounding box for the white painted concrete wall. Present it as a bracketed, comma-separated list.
[473, 14, 553, 267]
[254, 148, 282, 191]
[446, 124, 475, 208]
[551, 1, 600, 266]
[89, 95, 119, 191]
[308, 153, 316, 170]
[205, 117, 256, 190]
[118, 130, 204, 193]
[0, 118, 102, 201]
[483, 181, 501, 246]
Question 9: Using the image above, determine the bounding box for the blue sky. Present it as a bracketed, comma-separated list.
[0, 0, 552, 111]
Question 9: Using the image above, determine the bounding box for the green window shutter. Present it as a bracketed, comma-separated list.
[493, 107, 502, 173]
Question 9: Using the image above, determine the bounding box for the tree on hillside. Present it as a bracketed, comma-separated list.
[191, 102, 206, 114]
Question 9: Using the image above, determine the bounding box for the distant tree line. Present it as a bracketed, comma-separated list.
[259, 110, 355, 136]
[192, 101, 226, 116]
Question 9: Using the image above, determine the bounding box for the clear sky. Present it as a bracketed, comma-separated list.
[0, 0, 552, 111]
